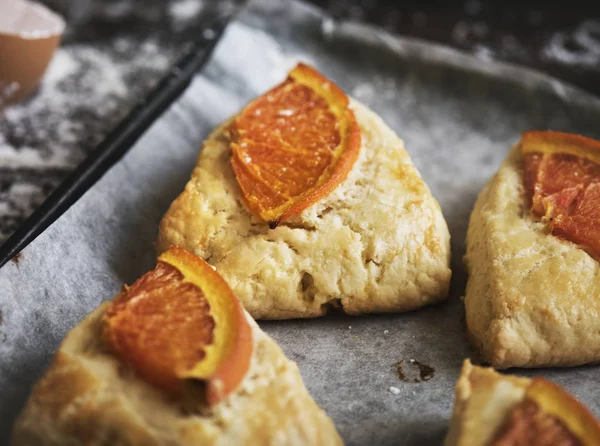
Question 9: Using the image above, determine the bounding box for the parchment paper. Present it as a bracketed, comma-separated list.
[2, 0, 600, 444]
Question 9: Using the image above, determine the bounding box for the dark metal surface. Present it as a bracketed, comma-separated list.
[308, 0, 600, 97]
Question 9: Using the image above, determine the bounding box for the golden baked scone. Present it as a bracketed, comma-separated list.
[464, 132, 600, 368]
[12, 248, 342, 446]
[158, 64, 451, 319]
[445, 360, 600, 446]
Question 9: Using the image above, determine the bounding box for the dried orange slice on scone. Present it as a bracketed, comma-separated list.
[158, 63, 451, 319]
[464, 130, 600, 369]
[12, 247, 342, 445]
[445, 360, 600, 446]
[231, 63, 361, 227]
[104, 246, 252, 406]
[522, 131, 600, 259]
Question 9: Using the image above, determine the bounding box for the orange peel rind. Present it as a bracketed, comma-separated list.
[231, 62, 361, 227]
[522, 130, 600, 259]
[525, 378, 600, 445]
[104, 246, 252, 406]
[522, 130, 600, 166]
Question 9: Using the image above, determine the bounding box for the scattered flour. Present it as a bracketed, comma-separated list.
[473, 44, 495, 62]
[352, 83, 376, 101]
[351, 75, 396, 103]
[42, 50, 78, 85]
[388, 386, 401, 395]
[1, 39, 170, 167]
[169, 0, 204, 24]
[543, 20, 600, 68]
[0, 35, 173, 241]
[321, 17, 335, 39]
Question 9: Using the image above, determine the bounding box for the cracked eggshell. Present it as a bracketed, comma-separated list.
[0, 0, 65, 105]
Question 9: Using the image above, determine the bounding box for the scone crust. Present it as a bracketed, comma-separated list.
[464, 144, 600, 368]
[157, 100, 451, 319]
[444, 360, 529, 446]
[12, 303, 342, 446]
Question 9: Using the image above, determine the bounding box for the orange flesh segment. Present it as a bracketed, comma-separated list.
[522, 131, 600, 259]
[104, 246, 252, 406]
[492, 378, 600, 446]
[104, 261, 214, 392]
[491, 399, 581, 446]
[525, 378, 600, 445]
[231, 62, 361, 226]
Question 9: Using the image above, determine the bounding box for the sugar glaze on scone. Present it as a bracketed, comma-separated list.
[12, 304, 341, 446]
[158, 99, 451, 319]
[465, 142, 600, 368]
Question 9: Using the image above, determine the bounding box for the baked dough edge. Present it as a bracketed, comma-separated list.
[158, 99, 452, 319]
[12, 303, 342, 446]
[464, 144, 600, 368]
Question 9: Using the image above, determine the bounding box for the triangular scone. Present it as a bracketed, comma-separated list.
[465, 132, 600, 368]
[464, 132, 600, 368]
[445, 360, 600, 446]
[12, 250, 342, 446]
[157, 68, 451, 320]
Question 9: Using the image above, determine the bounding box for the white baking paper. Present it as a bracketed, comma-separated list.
[1, 0, 600, 444]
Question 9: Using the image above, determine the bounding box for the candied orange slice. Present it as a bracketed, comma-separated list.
[231, 63, 361, 227]
[492, 378, 600, 446]
[104, 246, 252, 406]
[525, 378, 600, 445]
[522, 131, 600, 166]
[522, 131, 600, 259]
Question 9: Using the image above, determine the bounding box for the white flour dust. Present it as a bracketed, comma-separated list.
[543, 20, 600, 68]
[1, 39, 170, 168]
[0, 36, 173, 240]
[169, 0, 204, 24]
